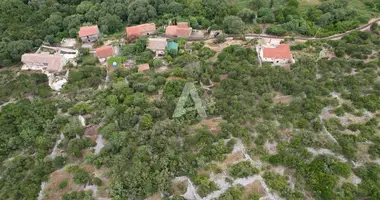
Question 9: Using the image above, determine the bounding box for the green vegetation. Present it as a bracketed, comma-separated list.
[0, 70, 51, 104]
[0, 1, 379, 200]
[67, 166, 91, 185]
[0, 100, 58, 199]
[1, 0, 378, 66]
[62, 191, 94, 200]
[228, 161, 259, 178]
[59, 180, 69, 189]
[194, 174, 219, 197]
[63, 66, 106, 93]
[263, 172, 304, 199]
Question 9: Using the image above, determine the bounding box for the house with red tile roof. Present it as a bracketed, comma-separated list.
[126, 23, 156, 37]
[259, 44, 294, 64]
[78, 25, 100, 43]
[138, 63, 150, 72]
[165, 22, 192, 38]
[21, 52, 67, 73]
[95, 46, 114, 63]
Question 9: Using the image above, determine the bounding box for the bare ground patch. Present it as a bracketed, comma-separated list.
[243, 180, 266, 198]
[42, 169, 76, 200]
[264, 140, 278, 155]
[84, 125, 99, 142]
[222, 151, 245, 166]
[204, 39, 245, 53]
[166, 76, 185, 81]
[273, 95, 292, 104]
[145, 193, 162, 200]
[172, 179, 188, 196]
[42, 163, 110, 200]
[191, 117, 225, 134]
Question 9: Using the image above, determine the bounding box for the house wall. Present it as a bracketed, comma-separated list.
[273, 59, 290, 64]
[153, 50, 165, 57]
[23, 62, 47, 71]
[141, 30, 155, 36]
[81, 34, 99, 43]
[98, 57, 109, 63]
[59, 57, 68, 71]
[98, 56, 112, 63]
[23, 60, 66, 73]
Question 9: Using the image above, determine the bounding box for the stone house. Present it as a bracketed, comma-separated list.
[259, 44, 295, 64]
[147, 38, 167, 57]
[21, 52, 67, 73]
[95, 46, 114, 63]
[78, 25, 100, 43]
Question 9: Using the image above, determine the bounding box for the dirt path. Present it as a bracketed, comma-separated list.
[245, 18, 380, 41]
[190, 17, 380, 42]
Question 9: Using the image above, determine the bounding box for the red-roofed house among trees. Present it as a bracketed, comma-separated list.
[79, 25, 100, 43]
[95, 46, 114, 63]
[165, 22, 192, 38]
[259, 44, 295, 64]
[126, 23, 156, 37]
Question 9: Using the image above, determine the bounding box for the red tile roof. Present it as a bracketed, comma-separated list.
[138, 63, 150, 72]
[78, 25, 99, 37]
[263, 44, 292, 60]
[126, 23, 156, 36]
[177, 28, 192, 37]
[177, 22, 189, 28]
[165, 25, 178, 35]
[95, 46, 114, 58]
[165, 23, 192, 37]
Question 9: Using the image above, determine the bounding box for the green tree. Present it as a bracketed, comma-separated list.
[257, 8, 275, 23]
[288, 0, 299, 8]
[237, 8, 256, 23]
[140, 114, 153, 130]
[7, 40, 33, 60]
[249, 0, 266, 11]
[222, 16, 245, 34]
[128, 0, 157, 24]
[167, 1, 183, 15]
[99, 14, 123, 34]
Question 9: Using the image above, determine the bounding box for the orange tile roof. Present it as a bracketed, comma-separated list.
[165, 25, 178, 35]
[177, 22, 189, 28]
[263, 44, 292, 60]
[177, 28, 192, 37]
[126, 23, 156, 36]
[95, 46, 114, 58]
[78, 25, 99, 37]
[138, 63, 150, 72]
[165, 23, 192, 37]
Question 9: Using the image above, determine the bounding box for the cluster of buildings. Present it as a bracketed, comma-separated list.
[20, 21, 295, 84]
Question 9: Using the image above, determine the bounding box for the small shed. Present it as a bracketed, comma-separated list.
[168, 41, 179, 52]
